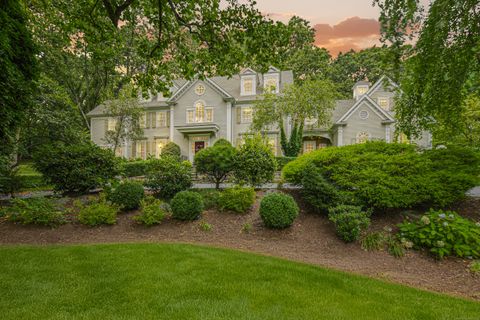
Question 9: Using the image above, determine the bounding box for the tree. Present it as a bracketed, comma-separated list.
[144, 156, 192, 199]
[374, 0, 480, 137]
[285, 46, 332, 83]
[0, 0, 37, 158]
[233, 135, 276, 187]
[103, 85, 143, 154]
[252, 79, 338, 156]
[194, 140, 236, 189]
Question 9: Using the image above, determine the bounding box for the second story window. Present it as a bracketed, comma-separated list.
[357, 86, 368, 96]
[378, 97, 390, 110]
[264, 77, 279, 93]
[157, 111, 167, 127]
[195, 101, 204, 123]
[241, 106, 253, 123]
[107, 117, 117, 131]
[241, 76, 256, 96]
[187, 101, 213, 124]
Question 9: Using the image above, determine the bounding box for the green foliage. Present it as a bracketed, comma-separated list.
[144, 156, 192, 199]
[193, 189, 221, 210]
[0, 0, 37, 154]
[275, 157, 296, 170]
[259, 192, 299, 229]
[387, 235, 406, 258]
[398, 209, 480, 259]
[242, 222, 252, 233]
[170, 191, 204, 221]
[252, 79, 337, 156]
[328, 205, 371, 243]
[161, 142, 181, 160]
[0, 158, 23, 196]
[120, 159, 151, 177]
[4, 197, 65, 227]
[213, 139, 232, 147]
[107, 180, 144, 210]
[199, 221, 212, 232]
[233, 135, 277, 186]
[133, 196, 166, 226]
[218, 186, 256, 213]
[361, 232, 386, 251]
[283, 142, 480, 209]
[33, 142, 119, 194]
[194, 140, 236, 189]
[470, 261, 480, 274]
[76, 196, 118, 226]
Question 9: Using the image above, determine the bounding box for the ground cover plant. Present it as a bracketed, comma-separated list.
[260, 192, 299, 229]
[133, 196, 166, 226]
[74, 196, 119, 226]
[218, 186, 256, 213]
[2, 197, 65, 227]
[0, 243, 479, 320]
[170, 191, 204, 221]
[283, 142, 480, 210]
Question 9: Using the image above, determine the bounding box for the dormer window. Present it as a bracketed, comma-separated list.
[353, 81, 370, 100]
[378, 97, 389, 110]
[241, 76, 256, 96]
[264, 76, 279, 93]
[357, 86, 368, 96]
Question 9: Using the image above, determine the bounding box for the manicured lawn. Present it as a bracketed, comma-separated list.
[16, 162, 51, 191]
[0, 244, 478, 319]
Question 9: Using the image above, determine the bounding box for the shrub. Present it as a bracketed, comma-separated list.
[0, 159, 23, 196]
[76, 197, 118, 226]
[144, 155, 192, 199]
[328, 205, 371, 242]
[161, 142, 181, 159]
[259, 192, 299, 229]
[193, 189, 221, 210]
[107, 180, 144, 210]
[171, 191, 204, 220]
[360, 232, 385, 251]
[5, 197, 65, 227]
[213, 138, 232, 147]
[218, 186, 255, 213]
[194, 141, 236, 189]
[120, 159, 150, 177]
[133, 196, 166, 226]
[33, 142, 118, 194]
[398, 209, 480, 259]
[199, 221, 212, 231]
[233, 135, 277, 187]
[275, 156, 296, 170]
[283, 142, 480, 209]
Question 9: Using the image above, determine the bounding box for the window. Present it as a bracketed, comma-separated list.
[139, 113, 146, 128]
[378, 97, 389, 110]
[357, 86, 368, 96]
[195, 84, 205, 96]
[107, 118, 117, 131]
[241, 106, 253, 123]
[186, 109, 194, 123]
[356, 131, 370, 144]
[264, 77, 278, 93]
[303, 141, 315, 153]
[157, 111, 167, 127]
[206, 108, 213, 122]
[146, 112, 156, 128]
[195, 101, 204, 123]
[155, 138, 168, 157]
[359, 110, 369, 120]
[136, 140, 147, 160]
[241, 76, 256, 96]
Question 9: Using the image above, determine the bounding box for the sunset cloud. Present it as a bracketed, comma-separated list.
[313, 16, 381, 56]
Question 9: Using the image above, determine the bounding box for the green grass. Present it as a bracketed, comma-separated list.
[16, 162, 51, 191]
[0, 244, 478, 320]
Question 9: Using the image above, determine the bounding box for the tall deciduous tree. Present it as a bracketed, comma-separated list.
[0, 0, 37, 157]
[252, 79, 338, 156]
[374, 0, 480, 136]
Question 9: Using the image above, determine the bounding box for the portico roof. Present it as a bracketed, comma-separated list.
[175, 124, 220, 137]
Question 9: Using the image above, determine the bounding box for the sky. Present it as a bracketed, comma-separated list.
[254, 0, 386, 56]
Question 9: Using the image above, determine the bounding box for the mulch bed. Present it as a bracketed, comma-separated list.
[0, 191, 479, 301]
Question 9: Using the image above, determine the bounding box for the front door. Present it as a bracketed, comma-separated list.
[194, 141, 205, 154]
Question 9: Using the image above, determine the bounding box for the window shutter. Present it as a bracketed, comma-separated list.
[166, 111, 171, 127]
[104, 119, 108, 134]
[236, 107, 241, 124]
[151, 112, 156, 128]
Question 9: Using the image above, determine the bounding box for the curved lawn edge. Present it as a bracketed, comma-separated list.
[0, 243, 478, 320]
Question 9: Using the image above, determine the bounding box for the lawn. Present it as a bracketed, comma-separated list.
[16, 162, 51, 191]
[0, 244, 478, 319]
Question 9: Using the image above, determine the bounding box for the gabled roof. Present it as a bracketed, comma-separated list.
[167, 77, 233, 103]
[365, 75, 399, 96]
[240, 67, 257, 75]
[265, 66, 280, 74]
[336, 94, 395, 123]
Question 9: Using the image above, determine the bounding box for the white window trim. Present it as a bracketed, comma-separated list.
[205, 107, 214, 122]
[157, 111, 167, 127]
[263, 75, 279, 93]
[241, 106, 253, 124]
[186, 108, 195, 124]
[241, 75, 256, 96]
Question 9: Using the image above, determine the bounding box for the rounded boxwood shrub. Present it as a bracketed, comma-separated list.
[218, 186, 255, 213]
[161, 142, 181, 159]
[171, 191, 204, 221]
[107, 180, 145, 210]
[259, 192, 299, 229]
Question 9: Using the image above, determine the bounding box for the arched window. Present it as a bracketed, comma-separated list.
[356, 131, 370, 144]
[195, 101, 204, 123]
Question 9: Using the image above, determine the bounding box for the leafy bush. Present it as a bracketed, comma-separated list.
[360, 232, 385, 251]
[275, 156, 296, 170]
[199, 221, 212, 231]
[194, 140, 236, 189]
[170, 191, 204, 220]
[218, 186, 255, 213]
[161, 142, 181, 159]
[283, 142, 480, 209]
[4, 197, 65, 227]
[76, 196, 118, 226]
[233, 135, 277, 187]
[133, 196, 166, 226]
[33, 142, 119, 194]
[259, 192, 299, 229]
[107, 180, 144, 210]
[193, 189, 221, 210]
[398, 209, 480, 259]
[0, 158, 23, 195]
[144, 155, 192, 199]
[120, 159, 150, 177]
[328, 205, 371, 242]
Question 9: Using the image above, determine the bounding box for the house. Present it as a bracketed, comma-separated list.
[87, 67, 431, 160]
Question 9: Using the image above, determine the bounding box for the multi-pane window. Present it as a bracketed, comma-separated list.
[139, 113, 146, 128]
[157, 111, 167, 127]
[264, 77, 278, 93]
[155, 138, 168, 157]
[146, 112, 156, 128]
[187, 103, 213, 123]
[356, 131, 370, 144]
[206, 108, 213, 122]
[135, 140, 147, 159]
[303, 141, 315, 153]
[357, 86, 368, 96]
[195, 101, 204, 123]
[241, 106, 253, 123]
[378, 97, 389, 110]
[107, 118, 117, 131]
[243, 79, 253, 94]
[187, 109, 195, 123]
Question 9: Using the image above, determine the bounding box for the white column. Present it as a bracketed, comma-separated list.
[169, 105, 174, 141]
[226, 101, 232, 142]
[337, 127, 344, 146]
[385, 124, 391, 143]
[124, 139, 129, 159]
